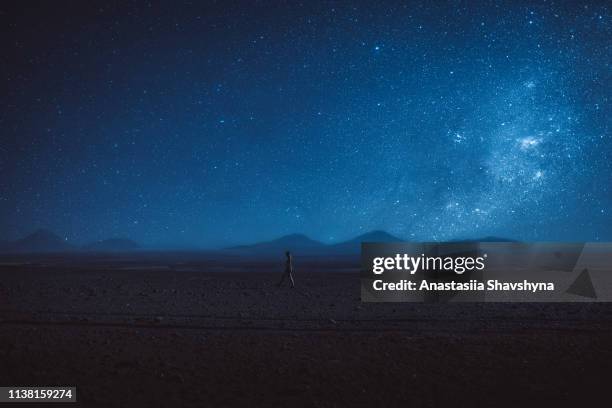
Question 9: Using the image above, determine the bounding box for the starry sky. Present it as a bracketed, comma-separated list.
[1, 1, 610, 247]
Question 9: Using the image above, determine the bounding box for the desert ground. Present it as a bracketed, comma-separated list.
[1, 253, 612, 407]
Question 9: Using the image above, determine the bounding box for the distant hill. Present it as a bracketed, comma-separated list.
[5, 229, 74, 253]
[327, 230, 403, 255]
[226, 233, 326, 256]
[223, 230, 521, 258]
[83, 238, 141, 252]
[225, 230, 404, 257]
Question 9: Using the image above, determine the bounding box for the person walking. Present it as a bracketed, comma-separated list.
[277, 250, 295, 288]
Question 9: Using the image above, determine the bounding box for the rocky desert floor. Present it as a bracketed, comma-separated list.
[1, 253, 611, 407]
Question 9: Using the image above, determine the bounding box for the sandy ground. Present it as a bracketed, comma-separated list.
[1, 254, 612, 407]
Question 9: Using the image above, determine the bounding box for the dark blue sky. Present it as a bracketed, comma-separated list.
[1, 1, 610, 247]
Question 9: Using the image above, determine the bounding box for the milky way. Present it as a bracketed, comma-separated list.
[1, 2, 610, 246]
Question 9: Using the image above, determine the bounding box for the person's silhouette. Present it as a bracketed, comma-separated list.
[277, 250, 295, 288]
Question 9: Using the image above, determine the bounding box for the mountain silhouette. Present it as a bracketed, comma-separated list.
[6, 229, 74, 253]
[327, 230, 403, 255]
[83, 238, 141, 252]
[226, 233, 326, 256]
[224, 230, 520, 258]
[226, 230, 403, 257]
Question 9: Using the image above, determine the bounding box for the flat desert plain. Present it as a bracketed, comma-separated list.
[1, 253, 611, 407]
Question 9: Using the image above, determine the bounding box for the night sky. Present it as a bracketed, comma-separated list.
[1, 1, 610, 247]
